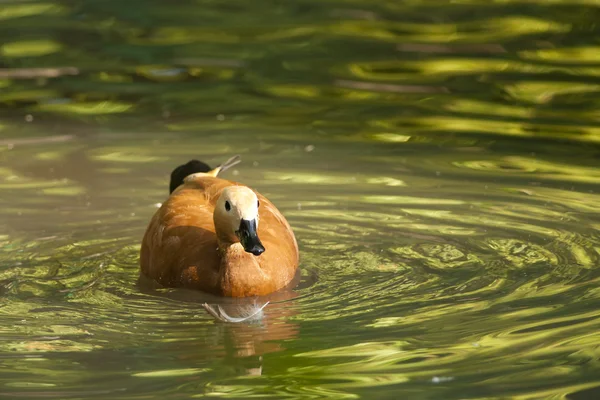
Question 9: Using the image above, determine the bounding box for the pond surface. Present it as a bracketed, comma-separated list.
[1, 0, 600, 398]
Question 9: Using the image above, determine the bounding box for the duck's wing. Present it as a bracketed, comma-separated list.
[183, 155, 241, 181]
[254, 192, 299, 284]
[140, 186, 222, 291]
[211, 155, 241, 176]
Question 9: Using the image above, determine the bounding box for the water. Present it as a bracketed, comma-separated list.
[1, 0, 600, 398]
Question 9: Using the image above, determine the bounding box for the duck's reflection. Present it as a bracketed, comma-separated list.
[138, 271, 305, 376]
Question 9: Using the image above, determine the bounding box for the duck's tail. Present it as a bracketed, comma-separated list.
[169, 155, 241, 193]
[169, 159, 211, 193]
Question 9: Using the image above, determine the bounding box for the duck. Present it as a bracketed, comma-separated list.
[140, 156, 299, 297]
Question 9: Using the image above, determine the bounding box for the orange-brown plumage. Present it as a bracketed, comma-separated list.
[140, 164, 299, 297]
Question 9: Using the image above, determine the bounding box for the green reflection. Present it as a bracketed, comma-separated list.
[1, 129, 600, 400]
[0, 0, 599, 398]
[1, 40, 62, 57]
[35, 101, 133, 115]
[0, 3, 65, 21]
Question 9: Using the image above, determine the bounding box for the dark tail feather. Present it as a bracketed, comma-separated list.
[169, 159, 211, 193]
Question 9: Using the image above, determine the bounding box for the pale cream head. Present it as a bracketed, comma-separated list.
[214, 186, 261, 242]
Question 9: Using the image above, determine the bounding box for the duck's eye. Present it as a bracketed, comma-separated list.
[225, 201, 231, 212]
[257, 200, 260, 208]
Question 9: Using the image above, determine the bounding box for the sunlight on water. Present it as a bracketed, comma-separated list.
[2, 131, 599, 399]
[1, 0, 600, 398]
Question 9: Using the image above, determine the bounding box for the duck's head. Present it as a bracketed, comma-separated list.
[214, 186, 264, 256]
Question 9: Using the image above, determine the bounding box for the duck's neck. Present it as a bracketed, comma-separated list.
[218, 242, 269, 297]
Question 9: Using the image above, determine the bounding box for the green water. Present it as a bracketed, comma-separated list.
[1, 0, 600, 398]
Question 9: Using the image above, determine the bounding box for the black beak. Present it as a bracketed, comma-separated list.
[236, 219, 265, 256]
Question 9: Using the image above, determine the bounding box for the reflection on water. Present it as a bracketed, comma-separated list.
[2, 132, 599, 399]
[1, 0, 600, 145]
[1, 0, 600, 398]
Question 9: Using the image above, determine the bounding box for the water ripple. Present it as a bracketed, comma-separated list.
[1, 0, 600, 397]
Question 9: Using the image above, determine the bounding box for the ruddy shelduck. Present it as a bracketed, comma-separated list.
[140, 156, 299, 297]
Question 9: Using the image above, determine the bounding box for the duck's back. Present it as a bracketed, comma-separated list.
[140, 176, 298, 295]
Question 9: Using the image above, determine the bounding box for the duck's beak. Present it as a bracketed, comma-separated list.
[236, 219, 265, 256]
